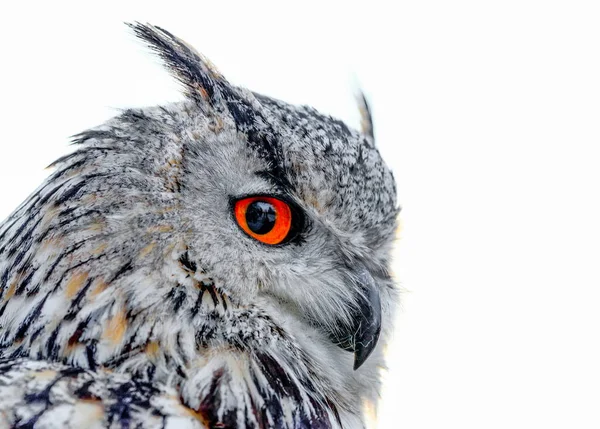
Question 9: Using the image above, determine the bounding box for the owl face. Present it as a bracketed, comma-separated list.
[173, 87, 398, 365]
[0, 23, 398, 427]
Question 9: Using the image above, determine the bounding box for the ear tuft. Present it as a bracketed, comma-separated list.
[127, 23, 286, 178]
[127, 22, 229, 107]
[357, 91, 375, 142]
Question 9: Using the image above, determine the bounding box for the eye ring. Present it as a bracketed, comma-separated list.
[233, 196, 295, 245]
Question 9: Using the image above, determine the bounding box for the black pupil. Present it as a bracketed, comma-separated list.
[246, 201, 277, 235]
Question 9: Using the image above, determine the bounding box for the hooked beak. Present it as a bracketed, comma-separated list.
[331, 262, 382, 370]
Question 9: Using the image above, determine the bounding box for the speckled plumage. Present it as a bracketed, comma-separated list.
[0, 23, 399, 428]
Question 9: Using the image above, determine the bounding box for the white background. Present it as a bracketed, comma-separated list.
[1, 1, 599, 428]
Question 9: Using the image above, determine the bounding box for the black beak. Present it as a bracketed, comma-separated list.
[331, 262, 382, 370]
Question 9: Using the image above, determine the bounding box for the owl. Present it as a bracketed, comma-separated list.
[0, 23, 398, 428]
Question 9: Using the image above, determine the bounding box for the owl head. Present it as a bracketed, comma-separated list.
[0, 23, 398, 427]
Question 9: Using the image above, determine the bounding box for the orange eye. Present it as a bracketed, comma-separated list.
[233, 196, 293, 245]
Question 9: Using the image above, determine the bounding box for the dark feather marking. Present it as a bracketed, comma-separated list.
[255, 352, 334, 429]
[48, 172, 108, 207]
[0, 300, 8, 319]
[47, 145, 117, 170]
[68, 318, 91, 347]
[37, 208, 103, 242]
[0, 269, 10, 294]
[0, 214, 41, 257]
[178, 251, 197, 272]
[45, 157, 88, 181]
[74, 379, 101, 401]
[54, 204, 79, 219]
[175, 365, 186, 379]
[0, 210, 41, 254]
[166, 286, 187, 313]
[46, 326, 61, 358]
[119, 108, 151, 124]
[0, 357, 20, 372]
[5, 218, 42, 262]
[13, 295, 49, 343]
[53, 253, 105, 292]
[0, 217, 20, 248]
[48, 255, 103, 296]
[8, 345, 25, 359]
[249, 367, 285, 427]
[104, 345, 144, 369]
[86, 340, 98, 371]
[255, 352, 303, 403]
[225, 99, 291, 190]
[120, 317, 142, 354]
[326, 398, 343, 428]
[64, 278, 94, 321]
[102, 311, 141, 368]
[35, 180, 71, 207]
[206, 284, 219, 307]
[109, 261, 134, 283]
[42, 241, 85, 282]
[5, 248, 33, 286]
[106, 377, 159, 428]
[18, 366, 85, 429]
[191, 289, 205, 317]
[71, 129, 117, 144]
[52, 180, 88, 205]
[146, 362, 157, 381]
[244, 392, 264, 429]
[27, 367, 85, 403]
[221, 293, 228, 312]
[46, 152, 86, 170]
[194, 368, 225, 424]
[21, 267, 40, 297]
[195, 323, 214, 348]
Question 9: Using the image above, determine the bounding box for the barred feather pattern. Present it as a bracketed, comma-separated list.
[0, 358, 203, 429]
[0, 23, 398, 429]
[0, 115, 340, 427]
